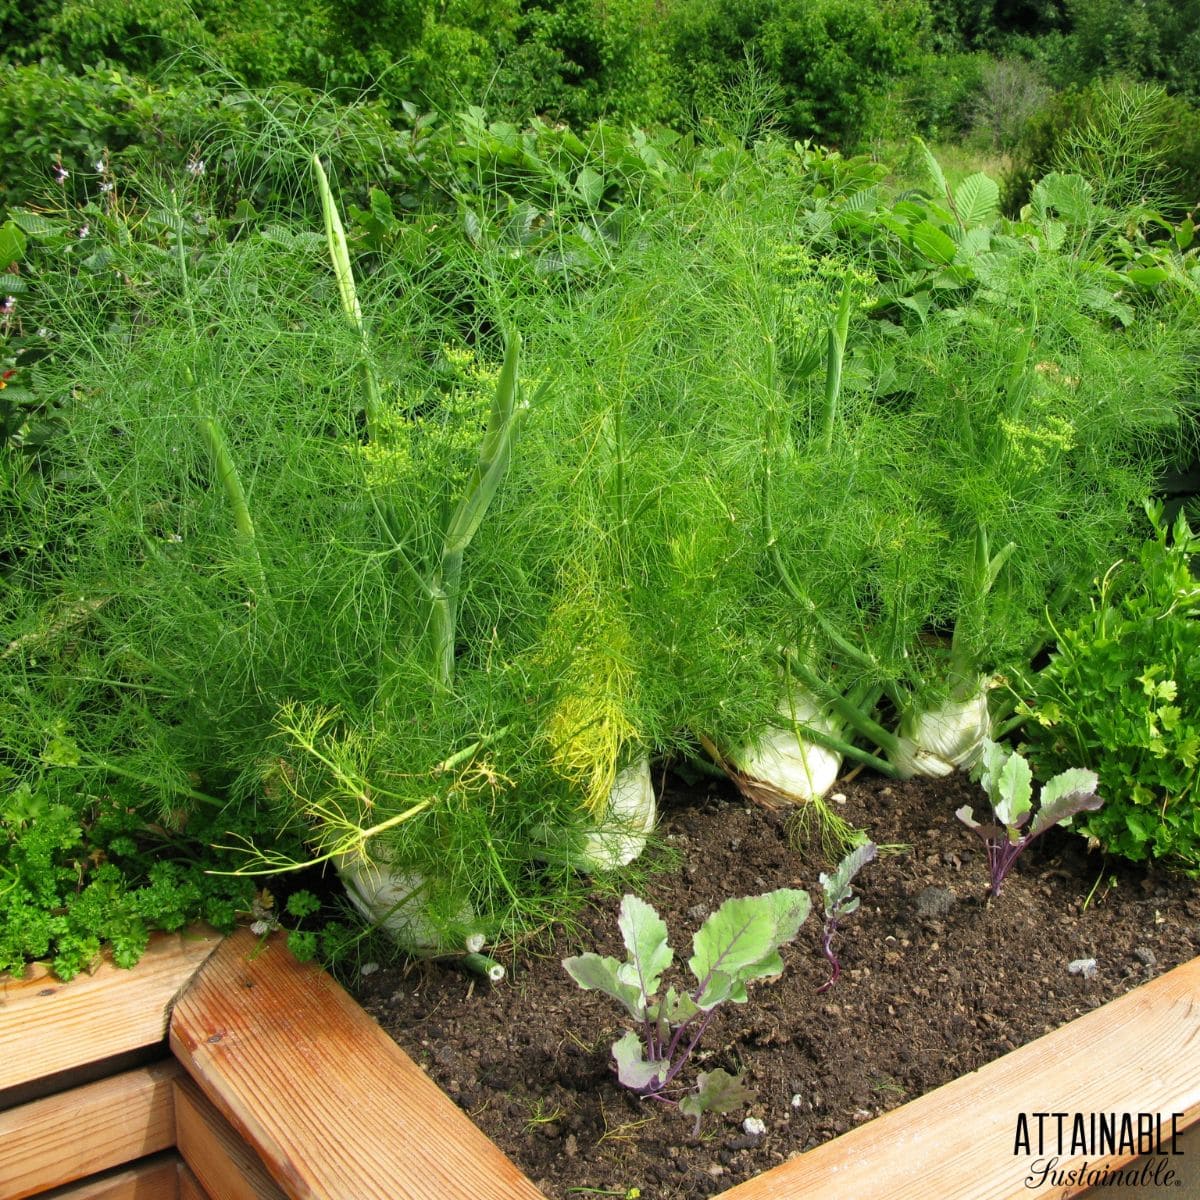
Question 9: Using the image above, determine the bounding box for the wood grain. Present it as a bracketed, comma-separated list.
[0, 929, 223, 1090]
[0, 1060, 179, 1199]
[36, 1153, 181, 1200]
[170, 928, 547, 1200]
[174, 1076, 286, 1200]
[714, 955, 1200, 1200]
[176, 1163, 211, 1200]
[1079, 1119, 1200, 1197]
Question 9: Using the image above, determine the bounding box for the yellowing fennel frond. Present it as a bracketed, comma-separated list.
[540, 586, 640, 819]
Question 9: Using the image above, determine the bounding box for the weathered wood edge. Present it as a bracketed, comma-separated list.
[174, 1075, 286, 1200]
[170, 928, 548, 1200]
[0, 927, 223, 1091]
[0, 1060, 180, 1199]
[714, 955, 1200, 1200]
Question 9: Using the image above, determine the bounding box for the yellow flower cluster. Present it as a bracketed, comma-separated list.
[353, 343, 501, 490]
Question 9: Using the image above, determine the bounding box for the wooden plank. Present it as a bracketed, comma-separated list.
[170, 928, 547, 1200]
[37, 1153, 181, 1200]
[176, 1163, 211, 1200]
[2, 1045, 169, 1111]
[1079, 1119, 1200, 1196]
[174, 1076, 286, 1200]
[0, 1060, 179, 1199]
[0, 928, 223, 1090]
[716, 955, 1200, 1200]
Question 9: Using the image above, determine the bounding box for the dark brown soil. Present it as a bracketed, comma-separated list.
[353, 771, 1200, 1199]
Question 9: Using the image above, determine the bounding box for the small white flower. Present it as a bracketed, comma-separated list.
[100, 182, 114, 194]
[1, 296, 14, 315]
[94, 159, 106, 174]
[53, 163, 69, 183]
[186, 158, 205, 177]
[77, 225, 89, 239]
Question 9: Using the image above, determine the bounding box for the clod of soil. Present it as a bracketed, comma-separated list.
[354, 772, 1200, 1200]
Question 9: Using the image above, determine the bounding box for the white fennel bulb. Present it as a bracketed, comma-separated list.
[336, 845, 475, 954]
[891, 683, 992, 779]
[578, 754, 657, 871]
[734, 688, 842, 803]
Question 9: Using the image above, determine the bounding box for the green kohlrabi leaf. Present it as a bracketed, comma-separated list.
[819, 841, 877, 915]
[612, 1029, 668, 1090]
[979, 740, 1033, 830]
[615, 893, 673, 999]
[994, 752, 1033, 830]
[679, 1068, 755, 1133]
[661, 985, 701, 1024]
[1029, 768, 1102, 838]
[955, 804, 982, 831]
[689, 889, 810, 1008]
[562, 951, 647, 1022]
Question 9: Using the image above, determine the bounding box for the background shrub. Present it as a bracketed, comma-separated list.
[495, 0, 673, 128]
[1003, 79, 1200, 217]
[889, 50, 986, 143]
[0, 64, 420, 217]
[1062, 0, 1200, 104]
[967, 55, 1049, 150]
[664, 0, 933, 146]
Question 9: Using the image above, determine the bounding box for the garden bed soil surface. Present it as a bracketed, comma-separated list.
[354, 771, 1200, 1200]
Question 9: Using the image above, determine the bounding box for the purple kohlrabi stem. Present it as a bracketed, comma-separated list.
[816, 917, 841, 993]
[641, 1014, 666, 1066]
[633, 1006, 713, 1097]
[988, 834, 1031, 896]
[656, 1007, 719, 1091]
[636, 918, 758, 1095]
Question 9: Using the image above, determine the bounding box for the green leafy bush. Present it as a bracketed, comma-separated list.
[890, 49, 986, 143]
[3, 0, 209, 74]
[1003, 78, 1200, 218]
[1061, 0, 1200, 104]
[1018, 504, 1200, 870]
[0, 63, 414, 216]
[0, 0, 520, 116]
[494, 0, 670, 128]
[663, 0, 932, 146]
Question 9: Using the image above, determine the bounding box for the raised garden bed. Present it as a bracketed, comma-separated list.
[4, 917, 1200, 1199]
[356, 770, 1200, 1198]
[5, 772, 1199, 1200]
[170, 922, 1200, 1200]
[0, 928, 222, 1199]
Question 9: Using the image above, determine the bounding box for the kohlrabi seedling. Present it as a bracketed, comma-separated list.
[563, 889, 810, 1132]
[957, 740, 1102, 897]
[817, 840, 876, 992]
